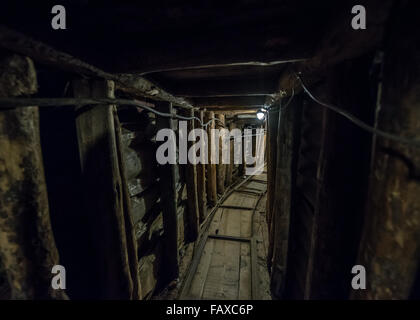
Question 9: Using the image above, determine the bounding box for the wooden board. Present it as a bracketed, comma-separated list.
[202, 239, 241, 299]
[182, 177, 270, 300]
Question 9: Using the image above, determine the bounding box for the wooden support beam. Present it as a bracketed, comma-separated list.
[73, 78, 134, 299]
[240, 187, 263, 193]
[205, 106, 260, 112]
[205, 111, 217, 206]
[194, 96, 267, 108]
[194, 110, 207, 222]
[219, 205, 255, 211]
[250, 179, 267, 184]
[168, 77, 279, 97]
[0, 53, 67, 300]
[226, 121, 235, 186]
[216, 114, 226, 195]
[268, 95, 302, 298]
[233, 190, 262, 196]
[155, 101, 179, 283]
[208, 234, 251, 242]
[266, 107, 279, 229]
[0, 26, 192, 109]
[353, 2, 420, 299]
[181, 108, 199, 242]
[113, 110, 142, 300]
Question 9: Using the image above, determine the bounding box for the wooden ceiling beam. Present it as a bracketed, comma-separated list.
[203, 106, 260, 112]
[165, 78, 279, 97]
[193, 96, 267, 108]
[0, 26, 193, 109]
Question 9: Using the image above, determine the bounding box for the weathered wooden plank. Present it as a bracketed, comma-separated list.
[269, 95, 302, 298]
[219, 204, 255, 211]
[0, 26, 192, 109]
[216, 113, 226, 194]
[138, 253, 157, 299]
[251, 236, 259, 300]
[233, 189, 262, 196]
[177, 205, 186, 249]
[73, 78, 134, 299]
[240, 210, 253, 238]
[0, 53, 67, 300]
[114, 109, 142, 300]
[303, 105, 328, 300]
[202, 239, 240, 299]
[180, 108, 199, 242]
[205, 111, 217, 205]
[208, 234, 251, 242]
[223, 190, 257, 208]
[239, 243, 252, 299]
[131, 185, 160, 224]
[188, 238, 216, 299]
[225, 121, 235, 186]
[155, 101, 179, 283]
[208, 208, 224, 235]
[353, 4, 420, 299]
[194, 110, 207, 222]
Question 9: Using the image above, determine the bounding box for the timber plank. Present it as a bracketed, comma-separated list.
[239, 243, 252, 299]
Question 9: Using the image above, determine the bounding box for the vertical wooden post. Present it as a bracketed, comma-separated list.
[195, 110, 207, 222]
[353, 3, 420, 299]
[113, 111, 142, 300]
[205, 111, 217, 206]
[303, 106, 328, 300]
[216, 113, 225, 194]
[239, 123, 246, 176]
[181, 108, 199, 241]
[266, 106, 279, 279]
[155, 101, 179, 283]
[269, 97, 301, 298]
[73, 79, 134, 299]
[0, 54, 67, 300]
[226, 121, 235, 186]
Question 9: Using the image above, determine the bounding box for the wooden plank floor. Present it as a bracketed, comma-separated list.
[181, 172, 271, 300]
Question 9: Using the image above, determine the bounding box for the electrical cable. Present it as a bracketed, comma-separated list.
[296, 73, 420, 148]
[0, 97, 226, 129]
[282, 86, 295, 109]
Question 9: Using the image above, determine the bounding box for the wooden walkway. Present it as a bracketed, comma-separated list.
[179, 172, 271, 300]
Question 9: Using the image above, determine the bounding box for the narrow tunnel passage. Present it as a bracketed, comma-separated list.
[0, 0, 420, 306]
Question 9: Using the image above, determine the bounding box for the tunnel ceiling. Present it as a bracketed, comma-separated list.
[1, 0, 392, 109]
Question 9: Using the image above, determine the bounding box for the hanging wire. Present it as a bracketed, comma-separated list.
[0, 97, 227, 129]
[296, 73, 420, 148]
[282, 85, 295, 109]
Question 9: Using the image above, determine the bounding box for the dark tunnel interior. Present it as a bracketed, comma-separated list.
[0, 0, 420, 303]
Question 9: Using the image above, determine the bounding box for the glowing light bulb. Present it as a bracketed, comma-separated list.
[256, 112, 265, 120]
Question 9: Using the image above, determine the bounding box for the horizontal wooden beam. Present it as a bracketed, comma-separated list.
[208, 234, 251, 242]
[166, 78, 279, 97]
[219, 204, 255, 211]
[204, 106, 260, 112]
[0, 26, 193, 109]
[194, 96, 268, 108]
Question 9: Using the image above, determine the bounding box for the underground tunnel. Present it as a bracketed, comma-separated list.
[0, 0, 420, 305]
